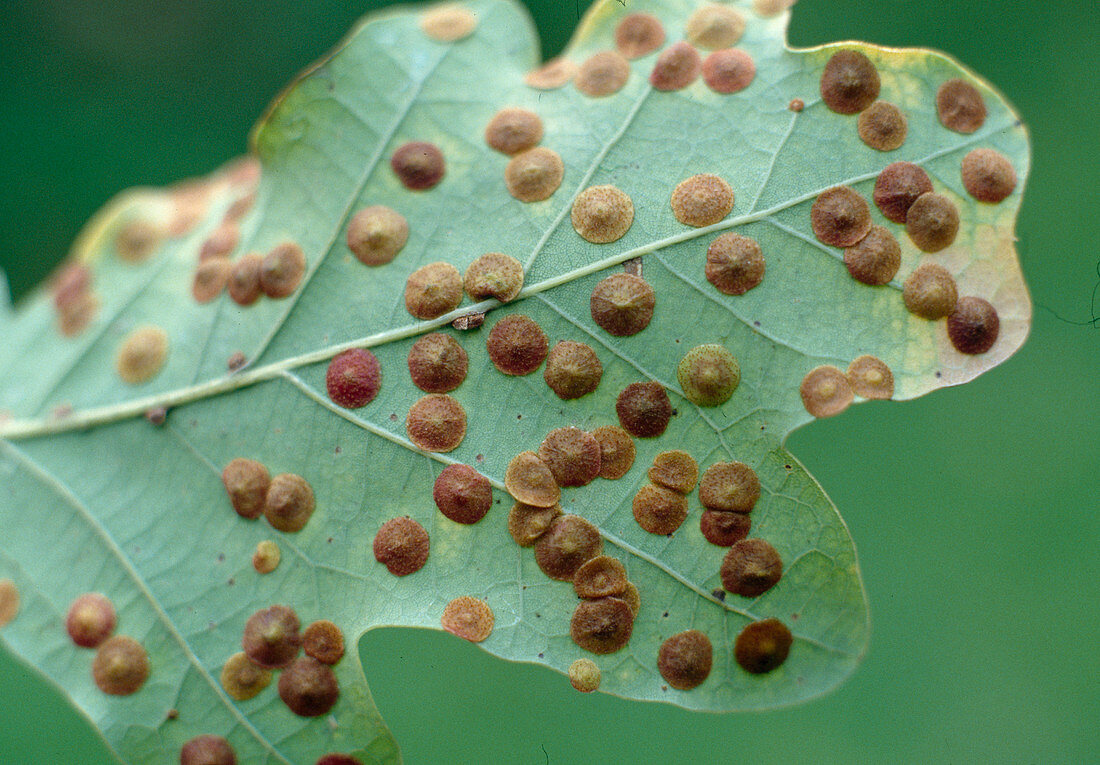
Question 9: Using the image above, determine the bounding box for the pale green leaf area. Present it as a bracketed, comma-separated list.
[0, 0, 1029, 762]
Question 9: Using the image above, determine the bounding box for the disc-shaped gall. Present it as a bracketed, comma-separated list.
[242, 605, 301, 669]
[66, 593, 116, 648]
[699, 461, 760, 513]
[947, 296, 1000, 355]
[263, 473, 315, 533]
[800, 365, 853, 418]
[391, 141, 445, 190]
[92, 635, 149, 695]
[405, 261, 463, 320]
[408, 332, 468, 393]
[222, 458, 270, 520]
[326, 349, 381, 409]
[534, 514, 603, 581]
[590, 426, 635, 479]
[441, 596, 494, 642]
[590, 273, 655, 337]
[407, 394, 467, 452]
[373, 517, 430, 576]
[657, 630, 713, 690]
[705, 233, 764, 295]
[303, 620, 345, 665]
[259, 242, 306, 299]
[677, 344, 740, 407]
[570, 597, 633, 654]
[486, 314, 548, 375]
[433, 464, 492, 524]
[347, 206, 408, 266]
[572, 185, 634, 243]
[671, 173, 734, 227]
[720, 538, 783, 597]
[903, 262, 958, 320]
[811, 186, 872, 248]
[820, 49, 880, 115]
[734, 618, 793, 674]
[616, 382, 672, 438]
[278, 656, 340, 717]
[544, 341, 602, 400]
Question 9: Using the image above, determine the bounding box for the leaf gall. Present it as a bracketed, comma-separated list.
[705, 233, 765, 295]
[811, 186, 872, 248]
[843, 225, 901, 286]
[486, 314, 548, 375]
[391, 141, 445, 190]
[820, 49, 880, 115]
[800, 365, 854, 418]
[263, 473, 315, 533]
[677, 344, 740, 407]
[857, 101, 908, 151]
[847, 355, 894, 399]
[505, 147, 564, 202]
[686, 4, 746, 49]
[405, 261, 463, 320]
[575, 51, 630, 98]
[649, 41, 702, 92]
[464, 252, 524, 303]
[192, 258, 231, 303]
[937, 79, 986, 134]
[735, 618, 793, 674]
[242, 605, 301, 669]
[906, 192, 959, 253]
[573, 556, 628, 599]
[569, 658, 601, 693]
[632, 483, 689, 535]
[373, 517, 430, 576]
[572, 185, 634, 243]
[570, 597, 633, 655]
[616, 382, 672, 438]
[505, 451, 560, 507]
[699, 461, 760, 513]
[873, 162, 934, 224]
[903, 262, 958, 319]
[961, 148, 1017, 203]
[433, 464, 492, 524]
[484, 108, 543, 155]
[221, 458, 270, 520]
[534, 514, 602, 581]
[228, 253, 264, 306]
[544, 340, 602, 400]
[507, 502, 561, 547]
[259, 242, 306, 299]
[347, 206, 408, 266]
[702, 49, 756, 94]
[614, 13, 665, 59]
[278, 656, 340, 717]
[407, 332, 468, 393]
[590, 426, 635, 480]
[538, 427, 602, 487]
[92, 635, 149, 695]
[948, 296, 1000, 354]
[671, 173, 734, 227]
[441, 596, 494, 642]
[303, 620, 345, 665]
[406, 394, 467, 452]
[325, 349, 381, 409]
[251, 540, 281, 574]
[524, 57, 577, 90]
[721, 538, 783, 597]
[66, 593, 116, 648]
[658, 630, 713, 690]
[0, 579, 18, 627]
[648, 450, 699, 494]
[115, 326, 168, 384]
[180, 735, 236, 765]
[700, 510, 751, 547]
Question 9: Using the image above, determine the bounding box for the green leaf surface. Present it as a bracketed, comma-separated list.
[0, 0, 1029, 762]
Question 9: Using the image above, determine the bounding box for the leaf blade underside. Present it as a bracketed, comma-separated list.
[0, 0, 1029, 762]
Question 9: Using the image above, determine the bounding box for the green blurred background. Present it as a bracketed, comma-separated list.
[0, 0, 1096, 762]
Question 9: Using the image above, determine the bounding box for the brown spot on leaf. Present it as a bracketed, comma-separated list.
[433, 464, 492, 524]
[92, 635, 149, 695]
[590, 273, 655, 337]
[278, 657, 339, 717]
[303, 620, 345, 665]
[811, 186, 872, 248]
[347, 206, 408, 267]
[706, 233, 765, 295]
[575, 51, 630, 97]
[66, 593, 116, 648]
[260, 242, 306, 298]
[616, 382, 672, 438]
[441, 596, 494, 642]
[408, 332, 468, 393]
[373, 517, 430, 576]
[573, 555, 628, 599]
[406, 394, 467, 452]
[948, 296, 1000, 354]
[180, 735, 236, 765]
[487, 314, 548, 375]
[735, 618, 792, 673]
[326, 349, 381, 409]
[484, 108, 543, 155]
[420, 3, 476, 42]
[820, 49, 880, 114]
[252, 540, 281, 574]
[937, 79, 986, 133]
[903, 262, 958, 319]
[873, 162, 934, 224]
[534, 514, 602, 581]
[568, 658, 601, 693]
[115, 220, 162, 264]
[544, 341, 602, 400]
[590, 426, 635, 480]
[632, 483, 689, 535]
[192, 258, 231, 303]
[199, 222, 241, 261]
[405, 262, 463, 320]
[658, 630, 713, 690]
